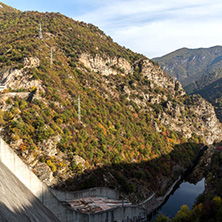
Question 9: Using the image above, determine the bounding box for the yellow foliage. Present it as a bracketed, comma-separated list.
[193, 203, 203, 215]
[47, 159, 57, 172]
[213, 196, 222, 207]
[46, 160, 52, 165]
[31, 86, 37, 92]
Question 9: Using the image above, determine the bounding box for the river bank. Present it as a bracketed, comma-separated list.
[138, 176, 182, 218]
[139, 144, 210, 219]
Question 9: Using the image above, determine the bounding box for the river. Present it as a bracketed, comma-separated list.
[151, 178, 205, 219]
[145, 145, 213, 221]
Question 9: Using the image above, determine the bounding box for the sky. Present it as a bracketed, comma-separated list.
[2, 0, 222, 58]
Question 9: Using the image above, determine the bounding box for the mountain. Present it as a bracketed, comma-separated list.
[184, 69, 222, 94]
[0, 2, 221, 202]
[183, 67, 222, 122]
[0, 2, 18, 13]
[188, 77, 222, 122]
[153, 46, 222, 122]
[153, 46, 222, 86]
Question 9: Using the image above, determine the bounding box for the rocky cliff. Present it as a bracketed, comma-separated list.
[77, 54, 222, 144]
[0, 3, 221, 200]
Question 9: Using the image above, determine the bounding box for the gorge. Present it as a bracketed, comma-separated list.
[0, 2, 222, 222]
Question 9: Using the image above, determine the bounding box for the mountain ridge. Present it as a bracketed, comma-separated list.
[153, 45, 222, 86]
[0, 2, 221, 203]
[0, 1, 18, 13]
[154, 46, 222, 122]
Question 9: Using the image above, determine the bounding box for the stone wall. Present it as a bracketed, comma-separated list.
[51, 187, 119, 201]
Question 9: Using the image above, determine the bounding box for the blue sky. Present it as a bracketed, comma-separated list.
[2, 0, 222, 58]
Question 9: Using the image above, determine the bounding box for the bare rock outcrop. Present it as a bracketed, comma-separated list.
[138, 59, 186, 96]
[79, 53, 222, 145]
[38, 135, 61, 157]
[79, 53, 133, 76]
[23, 57, 40, 68]
[159, 94, 222, 144]
[0, 68, 41, 90]
[33, 163, 56, 186]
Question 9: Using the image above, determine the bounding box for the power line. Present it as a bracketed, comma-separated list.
[39, 22, 43, 39]
[50, 47, 53, 66]
[75, 95, 81, 123]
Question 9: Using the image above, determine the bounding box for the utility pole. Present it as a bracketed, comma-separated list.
[50, 47, 53, 66]
[75, 95, 81, 123]
[39, 22, 43, 39]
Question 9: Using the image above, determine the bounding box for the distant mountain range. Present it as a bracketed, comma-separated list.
[153, 46, 222, 121]
[153, 46, 222, 86]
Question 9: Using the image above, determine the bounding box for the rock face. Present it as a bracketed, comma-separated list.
[33, 163, 55, 186]
[139, 59, 222, 144]
[138, 59, 186, 96]
[0, 68, 41, 90]
[159, 95, 222, 144]
[23, 57, 40, 69]
[79, 56, 222, 145]
[38, 135, 61, 157]
[72, 155, 86, 170]
[138, 60, 222, 144]
[79, 53, 133, 76]
[0, 57, 41, 91]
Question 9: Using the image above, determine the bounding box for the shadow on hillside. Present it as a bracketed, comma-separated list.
[57, 142, 205, 202]
[0, 142, 205, 221]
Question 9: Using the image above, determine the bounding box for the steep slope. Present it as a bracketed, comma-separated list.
[153, 46, 222, 86]
[184, 69, 222, 94]
[0, 3, 221, 202]
[189, 78, 222, 122]
[0, 161, 60, 222]
[0, 2, 18, 13]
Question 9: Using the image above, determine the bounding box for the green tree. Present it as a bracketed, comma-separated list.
[156, 214, 171, 222]
[172, 205, 191, 222]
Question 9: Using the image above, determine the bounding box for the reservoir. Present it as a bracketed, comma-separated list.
[153, 178, 205, 219]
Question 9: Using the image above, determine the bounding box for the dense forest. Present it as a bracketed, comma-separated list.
[0, 2, 220, 205]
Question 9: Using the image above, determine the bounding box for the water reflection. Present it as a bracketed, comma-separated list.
[155, 178, 205, 219]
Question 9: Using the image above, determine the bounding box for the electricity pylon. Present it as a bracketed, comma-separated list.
[75, 95, 81, 123]
[50, 47, 53, 66]
[39, 22, 43, 39]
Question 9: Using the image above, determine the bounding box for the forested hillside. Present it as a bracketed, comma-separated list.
[0, 2, 221, 202]
[187, 77, 222, 122]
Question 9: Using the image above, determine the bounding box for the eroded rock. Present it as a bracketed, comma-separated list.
[79, 53, 133, 76]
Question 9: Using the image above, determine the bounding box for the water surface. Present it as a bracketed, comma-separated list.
[156, 178, 205, 218]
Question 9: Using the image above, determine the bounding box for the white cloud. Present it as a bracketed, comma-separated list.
[114, 20, 222, 58]
[75, 0, 222, 58]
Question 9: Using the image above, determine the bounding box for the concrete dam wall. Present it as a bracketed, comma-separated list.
[0, 161, 60, 222]
[0, 138, 148, 222]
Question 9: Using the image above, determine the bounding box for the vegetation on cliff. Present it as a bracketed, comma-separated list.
[0, 2, 221, 201]
[153, 46, 222, 123]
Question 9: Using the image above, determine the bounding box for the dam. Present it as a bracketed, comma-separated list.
[0, 138, 148, 222]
